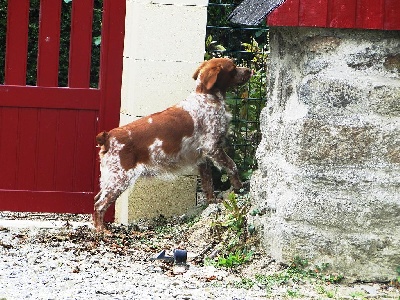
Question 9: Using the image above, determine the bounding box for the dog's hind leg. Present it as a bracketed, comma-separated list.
[93, 189, 124, 233]
[93, 164, 144, 233]
[208, 148, 242, 190]
[198, 160, 215, 203]
[94, 190, 102, 202]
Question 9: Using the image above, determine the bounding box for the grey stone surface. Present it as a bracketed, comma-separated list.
[251, 27, 400, 281]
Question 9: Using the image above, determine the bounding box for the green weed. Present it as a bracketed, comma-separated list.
[350, 291, 367, 299]
[208, 192, 255, 269]
[216, 249, 254, 269]
[221, 192, 249, 232]
[286, 289, 300, 297]
[316, 285, 337, 298]
[232, 277, 255, 289]
[253, 256, 344, 294]
[211, 192, 250, 239]
[390, 265, 400, 288]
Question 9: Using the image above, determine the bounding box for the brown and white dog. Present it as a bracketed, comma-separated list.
[94, 58, 252, 232]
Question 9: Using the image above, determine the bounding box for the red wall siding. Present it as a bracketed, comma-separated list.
[328, 0, 357, 28]
[267, 0, 299, 26]
[268, 0, 400, 30]
[300, 0, 328, 27]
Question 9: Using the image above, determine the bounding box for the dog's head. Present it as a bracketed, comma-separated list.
[193, 58, 252, 95]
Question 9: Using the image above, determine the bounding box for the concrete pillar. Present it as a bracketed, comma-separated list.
[116, 0, 207, 223]
[251, 27, 400, 281]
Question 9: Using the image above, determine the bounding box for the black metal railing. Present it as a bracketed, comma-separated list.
[206, 1, 268, 183]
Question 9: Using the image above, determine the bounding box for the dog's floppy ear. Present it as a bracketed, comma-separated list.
[193, 61, 207, 80]
[202, 65, 222, 90]
[194, 63, 223, 90]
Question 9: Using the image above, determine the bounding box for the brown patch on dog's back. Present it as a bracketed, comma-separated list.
[110, 107, 195, 171]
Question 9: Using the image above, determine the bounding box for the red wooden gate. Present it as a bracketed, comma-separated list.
[0, 0, 125, 219]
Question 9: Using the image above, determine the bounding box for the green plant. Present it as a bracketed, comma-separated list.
[286, 256, 344, 284]
[225, 69, 267, 181]
[222, 192, 249, 232]
[349, 291, 367, 299]
[316, 285, 337, 298]
[290, 256, 310, 269]
[286, 289, 300, 297]
[232, 277, 255, 289]
[208, 192, 255, 269]
[211, 192, 249, 233]
[390, 265, 400, 288]
[204, 35, 226, 60]
[205, 4, 269, 182]
[216, 249, 253, 268]
[253, 257, 344, 295]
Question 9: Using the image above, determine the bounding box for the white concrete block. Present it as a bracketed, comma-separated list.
[117, 0, 207, 224]
[121, 58, 199, 118]
[124, 2, 207, 62]
[126, 0, 208, 8]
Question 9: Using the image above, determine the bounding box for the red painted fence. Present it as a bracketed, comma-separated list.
[268, 0, 400, 30]
[0, 0, 125, 220]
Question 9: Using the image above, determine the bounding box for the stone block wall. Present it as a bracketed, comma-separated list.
[251, 27, 400, 281]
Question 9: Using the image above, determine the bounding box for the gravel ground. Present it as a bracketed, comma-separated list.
[0, 208, 399, 300]
[0, 228, 260, 300]
[0, 211, 266, 300]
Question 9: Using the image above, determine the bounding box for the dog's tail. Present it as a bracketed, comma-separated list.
[96, 131, 110, 154]
[96, 131, 109, 146]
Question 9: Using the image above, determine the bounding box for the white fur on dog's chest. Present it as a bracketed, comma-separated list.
[178, 93, 230, 135]
[177, 93, 231, 157]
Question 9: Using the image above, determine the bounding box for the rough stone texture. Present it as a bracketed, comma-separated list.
[251, 27, 400, 281]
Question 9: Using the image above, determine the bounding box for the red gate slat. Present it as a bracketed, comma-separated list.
[35, 109, 58, 191]
[73, 111, 97, 192]
[0, 108, 19, 189]
[384, 0, 400, 30]
[37, 0, 62, 87]
[299, 0, 328, 27]
[98, 0, 125, 133]
[356, 0, 385, 29]
[16, 109, 39, 190]
[68, 0, 94, 88]
[54, 110, 78, 191]
[328, 0, 357, 28]
[97, 0, 126, 222]
[4, 0, 30, 85]
[267, 0, 300, 26]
